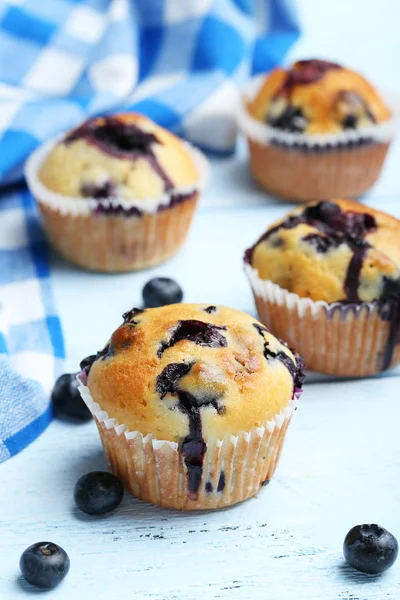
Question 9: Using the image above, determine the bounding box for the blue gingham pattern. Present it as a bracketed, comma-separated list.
[0, 0, 299, 182]
[0, 0, 299, 461]
[0, 187, 64, 462]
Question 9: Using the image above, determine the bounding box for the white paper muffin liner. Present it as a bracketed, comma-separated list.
[237, 74, 397, 148]
[25, 134, 209, 216]
[245, 263, 400, 376]
[77, 375, 300, 510]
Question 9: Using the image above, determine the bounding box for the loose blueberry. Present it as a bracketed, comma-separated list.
[52, 373, 92, 422]
[344, 524, 399, 574]
[142, 277, 183, 308]
[74, 471, 124, 515]
[20, 542, 70, 589]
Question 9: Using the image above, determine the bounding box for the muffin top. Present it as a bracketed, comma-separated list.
[39, 113, 199, 201]
[248, 59, 391, 135]
[246, 199, 400, 304]
[81, 304, 304, 444]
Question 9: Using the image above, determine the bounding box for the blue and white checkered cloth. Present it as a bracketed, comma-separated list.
[0, 0, 299, 461]
[0, 187, 64, 462]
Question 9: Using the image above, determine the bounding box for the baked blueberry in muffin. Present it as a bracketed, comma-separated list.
[78, 304, 304, 510]
[26, 113, 207, 272]
[239, 59, 394, 201]
[245, 199, 400, 376]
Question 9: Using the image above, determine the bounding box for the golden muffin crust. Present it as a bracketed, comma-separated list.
[39, 113, 198, 200]
[246, 199, 400, 304]
[81, 304, 304, 443]
[248, 59, 391, 135]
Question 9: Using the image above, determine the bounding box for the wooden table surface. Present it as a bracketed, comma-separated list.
[2, 3, 400, 595]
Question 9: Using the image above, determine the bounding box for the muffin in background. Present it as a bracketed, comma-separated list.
[245, 199, 400, 376]
[26, 113, 207, 272]
[78, 303, 304, 510]
[239, 59, 395, 201]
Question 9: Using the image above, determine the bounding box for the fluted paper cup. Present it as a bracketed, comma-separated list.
[237, 75, 397, 202]
[77, 376, 300, 511]
[25, 136, 209, 272]
[245, 263, 400, 377]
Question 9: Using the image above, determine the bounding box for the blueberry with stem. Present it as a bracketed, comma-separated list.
[20, 542, 70, 589]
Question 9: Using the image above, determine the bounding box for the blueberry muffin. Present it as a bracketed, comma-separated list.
[239, 59, 394, 201]
[26, 114, 207, 272]
[245, 199, 400, 376]
[78, 304, 305, 510]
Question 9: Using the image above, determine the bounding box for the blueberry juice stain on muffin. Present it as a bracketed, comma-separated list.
[63, 116, 199, 217]
[65, 117, 174, 193]
[282, 59, 341, 87]
[80, 305, 305, 498]
[155, 319, 228, 494]
[156, 361, 224, 495]
[300, 201, 377, 303]
[253, 323, 305, 393]
[157, 320, 227, 357]
[246, 200, 400, 370]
